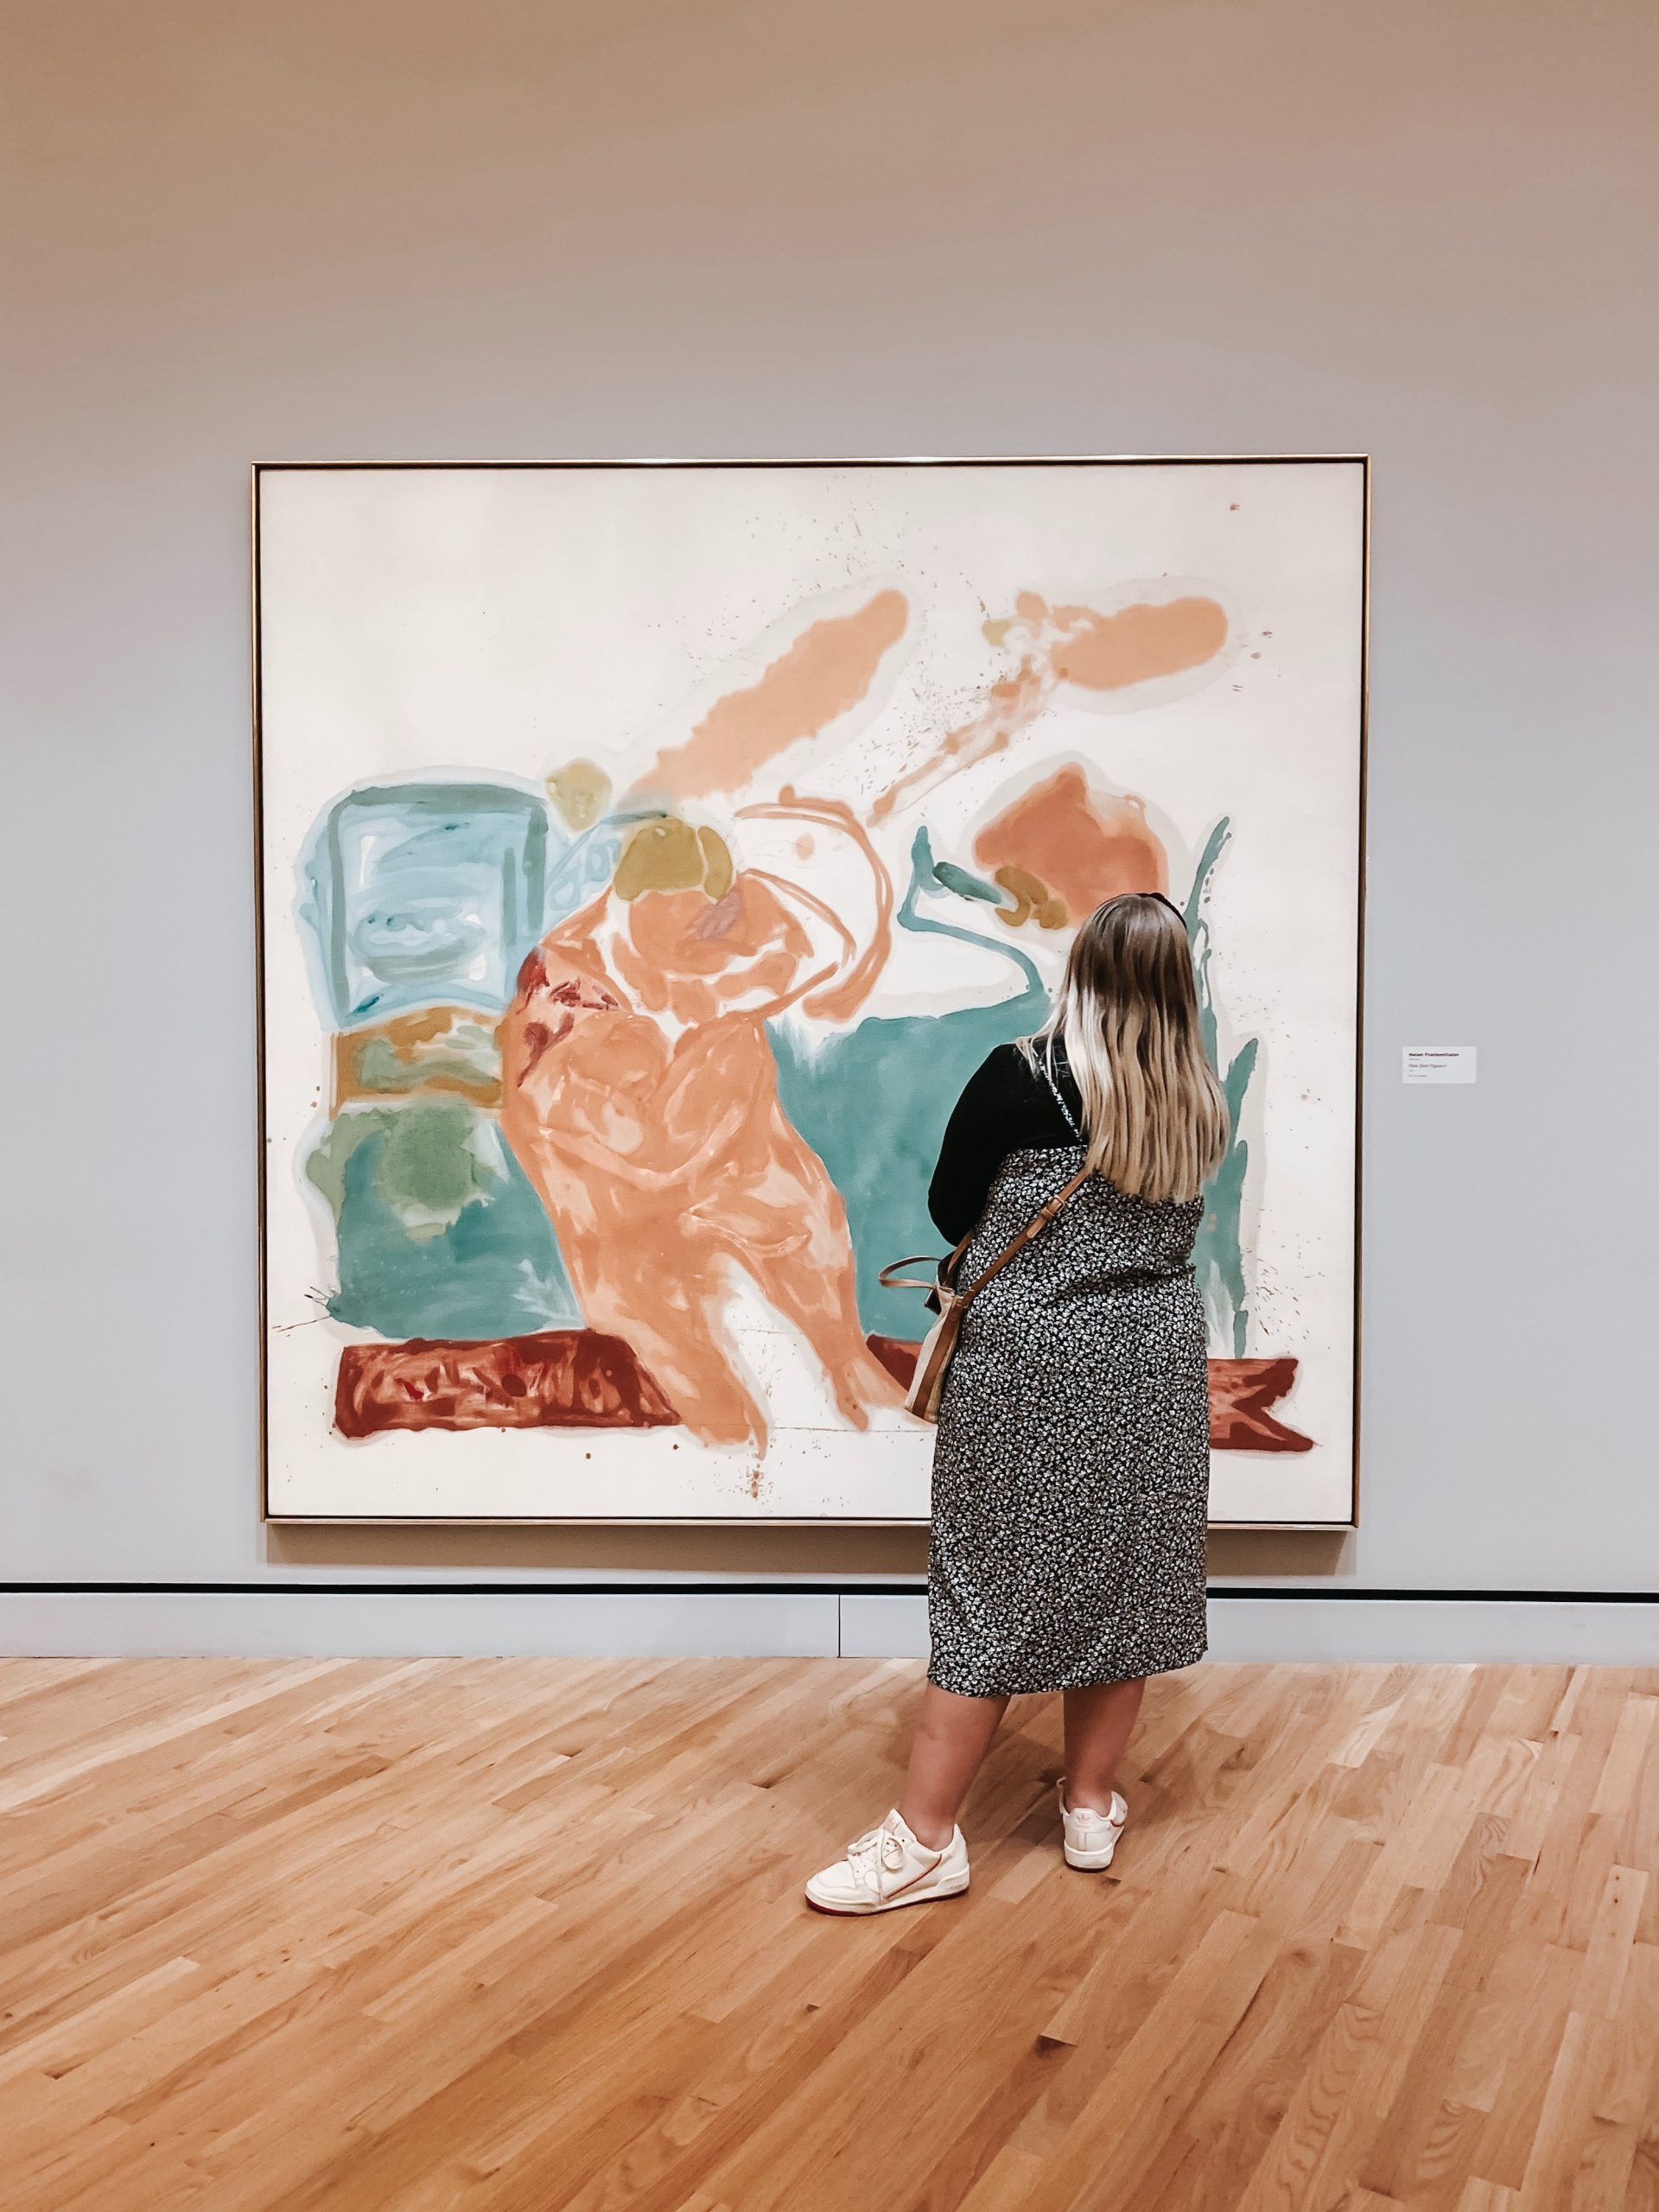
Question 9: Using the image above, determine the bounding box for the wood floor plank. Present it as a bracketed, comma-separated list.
[8, 1658, 1659, 2211]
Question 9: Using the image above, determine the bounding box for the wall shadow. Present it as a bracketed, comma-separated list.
[265, 1520, 932, 1580]
[266, 1521, 1352, 1585]
[1207, 1528, 1355, 1580]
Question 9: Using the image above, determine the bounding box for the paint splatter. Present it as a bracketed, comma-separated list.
[640, 588, 908, 801]
[871, 590, 1227, 821]
[871, 652, 1050, 822]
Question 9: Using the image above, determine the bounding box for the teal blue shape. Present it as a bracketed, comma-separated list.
[1182, 817, 1257, 1356]
[296, 780, 556, 1028]
[1196, 1036, 1257, 1357]
[309, 1110, 582, 1340]
[931, 859, 1007, 906]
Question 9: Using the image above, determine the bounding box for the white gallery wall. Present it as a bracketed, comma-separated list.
[2, 0, 1655, 1651]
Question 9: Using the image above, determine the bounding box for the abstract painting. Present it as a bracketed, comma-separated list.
[256, 459, 1365, 1523]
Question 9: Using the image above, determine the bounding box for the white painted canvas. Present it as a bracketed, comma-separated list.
[256, 459, 1365, 1524]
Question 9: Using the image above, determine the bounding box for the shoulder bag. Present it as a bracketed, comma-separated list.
[877, 1164, 1093, 1421]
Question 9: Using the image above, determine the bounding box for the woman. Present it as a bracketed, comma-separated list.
[806, 890, 1229, 1912]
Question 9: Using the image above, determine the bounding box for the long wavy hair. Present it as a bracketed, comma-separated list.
[1022, 892, 1229, 1204]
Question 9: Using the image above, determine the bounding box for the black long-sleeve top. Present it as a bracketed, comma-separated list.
[927, 1041, 1086, 1245]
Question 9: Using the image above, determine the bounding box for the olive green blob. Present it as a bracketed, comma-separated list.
[307, 1098, 497, 1237]
[546, 759, 613, 832]
[378, 1098, 493, 1224]
[696, 824, 734, 899]
[613, 817, 708, 900]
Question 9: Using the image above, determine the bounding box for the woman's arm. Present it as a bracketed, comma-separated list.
[927, 1046, 1027, 1244]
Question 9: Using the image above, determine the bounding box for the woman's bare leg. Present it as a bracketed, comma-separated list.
[897, 1681, 1010, 1847]
[1062, 1677, 1146, 1810]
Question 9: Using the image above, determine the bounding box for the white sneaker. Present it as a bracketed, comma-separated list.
[804, 1809, 970, 1914]
[1058, 1782, 1128, 1870]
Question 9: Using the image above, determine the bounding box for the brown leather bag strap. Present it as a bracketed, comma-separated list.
[958, 1166, 1094, 1306]
[877, 1254, 961, 1293]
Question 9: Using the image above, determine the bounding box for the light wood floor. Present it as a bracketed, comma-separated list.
[6, 1656, 1659, 2210]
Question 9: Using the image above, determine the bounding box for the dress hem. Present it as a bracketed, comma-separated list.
[925, 1639, 1208, 1700]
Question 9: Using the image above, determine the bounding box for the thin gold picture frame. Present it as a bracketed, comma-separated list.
[252, 453, 1370, 1531]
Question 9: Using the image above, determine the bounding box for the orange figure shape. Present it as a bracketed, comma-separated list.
[499, 804, 899, 1451]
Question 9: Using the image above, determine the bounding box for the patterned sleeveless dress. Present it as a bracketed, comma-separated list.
[926, 1095, 1211, 1698]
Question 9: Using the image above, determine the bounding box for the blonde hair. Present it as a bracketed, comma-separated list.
[1023, 892, 1229, 1204]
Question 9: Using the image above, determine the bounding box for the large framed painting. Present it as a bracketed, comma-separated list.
[255, 457, 1366, 1525]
